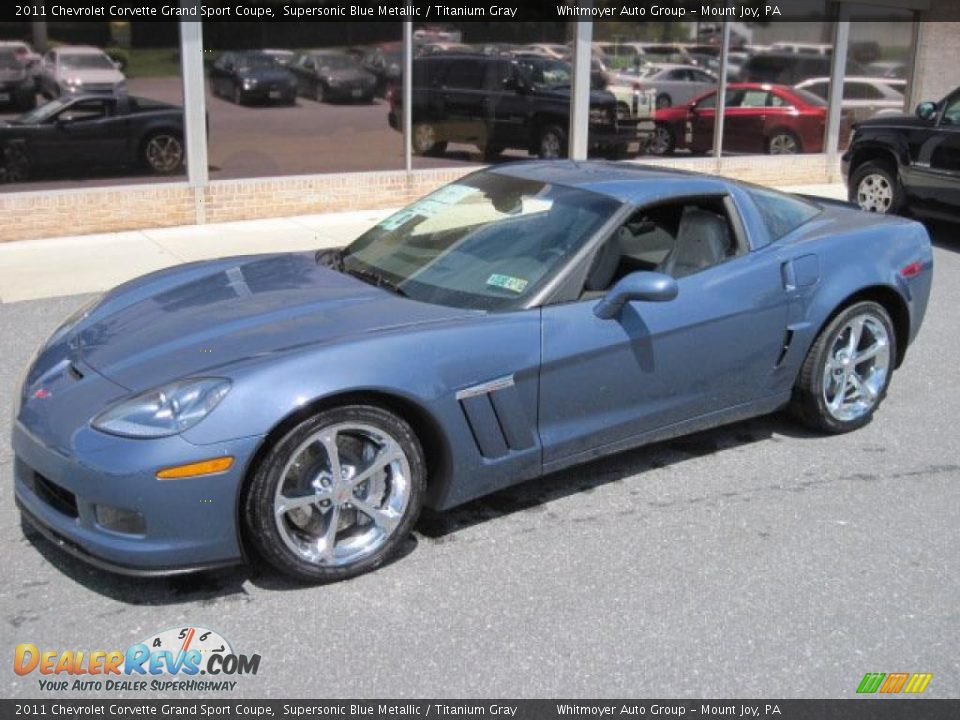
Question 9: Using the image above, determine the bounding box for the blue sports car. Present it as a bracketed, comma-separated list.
[13, 162, 933, 583]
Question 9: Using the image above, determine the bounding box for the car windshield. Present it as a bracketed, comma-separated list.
[515, 57, 572, 89]
[60, 53, 114, 71]
[314, 54, 354, 70]
[0, 51, 20, 69]
[339, 171, 621, 311]
[15, 97, 70, 124]
[238, 54, 278, 70]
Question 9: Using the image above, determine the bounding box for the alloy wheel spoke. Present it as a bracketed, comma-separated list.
[275, 492, 321, 516]
[319, 504, 341, 560]
[350, 496, 400, 532]
[855, 341, 884, 364]
[319, 431, 342, 484]
[348, 443, 403, 488]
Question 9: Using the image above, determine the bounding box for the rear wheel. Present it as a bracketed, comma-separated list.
[767, 129, 801, 155]
[655, 93, 672, 109]
[850, 160, 903, 215]
[412, 122, 446, 156]
[790, 301, 896, 434]
[244, 405, 425, 583]
[647, 123, 675, 156]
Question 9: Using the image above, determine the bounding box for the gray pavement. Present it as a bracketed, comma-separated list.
[1, 226, 959, 699]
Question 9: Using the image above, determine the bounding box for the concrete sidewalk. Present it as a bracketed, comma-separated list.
[0, 183, 847, 304]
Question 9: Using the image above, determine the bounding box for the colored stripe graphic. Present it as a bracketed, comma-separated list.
[857, 673, 886, 694]
[880, 673, 909, 693]
[903, 673, 933, 694]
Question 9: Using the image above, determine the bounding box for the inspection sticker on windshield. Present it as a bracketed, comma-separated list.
[487, 274, 528, 293]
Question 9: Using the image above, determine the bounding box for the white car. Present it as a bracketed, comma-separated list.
[614, 63, 718, 109]
[0, 40, 41, 79]
[38, 46, 126, 98]
[771, 41, 832, 56]
[794, 76, 906, 123]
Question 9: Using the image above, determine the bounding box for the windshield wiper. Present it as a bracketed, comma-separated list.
[343, 266, 409, 298]
[314, 247, 346, 270]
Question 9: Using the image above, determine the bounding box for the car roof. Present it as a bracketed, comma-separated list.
[487, 160, 733, 204]
[55, 46, 106, 55]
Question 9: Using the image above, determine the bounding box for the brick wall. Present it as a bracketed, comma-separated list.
[910, 14, 960, 108]
[0, 154, 837, 244]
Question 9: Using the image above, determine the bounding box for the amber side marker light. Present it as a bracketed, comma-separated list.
[156, 457, 234, 480]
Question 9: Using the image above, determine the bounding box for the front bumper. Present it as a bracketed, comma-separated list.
[240, 83, 296, 102]
[13, 418, 261, 576]
[325, 83, 375, 101]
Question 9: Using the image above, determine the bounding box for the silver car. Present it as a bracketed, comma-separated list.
[794, 76, 906, 123]
[614, 63, 718, 109]
[38, 46, 126, 98]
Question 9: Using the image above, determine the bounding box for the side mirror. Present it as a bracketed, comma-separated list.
[915, 101, 937, 121]
[593, 271, 678, 320]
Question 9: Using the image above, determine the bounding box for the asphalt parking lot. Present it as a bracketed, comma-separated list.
[1, 222, 958, 700]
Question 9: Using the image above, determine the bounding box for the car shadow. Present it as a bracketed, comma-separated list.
[924, 219, 960, 253]
[19, 411, 819, 605]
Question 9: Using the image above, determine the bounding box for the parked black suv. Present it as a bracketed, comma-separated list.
[388, 54, 642, 159]
[843, 87, 960, 220]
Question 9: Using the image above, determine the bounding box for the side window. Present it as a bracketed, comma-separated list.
[58, 99, 110, 123]
[747, 186, 821, 241]
[768, 92, 788, 108]
[444, 60, 484, 90]
[940, 94, 960, 126]
[740, 90, 770, 108]
[805, 82, 828, 100]
[665, 69, 686, 81]
[694, 92, 717, 110]
[484, 60, 511, 91]
[580, 198, 742, 298]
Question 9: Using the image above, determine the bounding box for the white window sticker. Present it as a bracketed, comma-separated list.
[486, 274, 529, 294]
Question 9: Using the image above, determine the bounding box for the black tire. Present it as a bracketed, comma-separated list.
[232, 84, 244, 105]
[849, 159, 904, 215]
[766, 129, 802, 155]
[412, 122, 447, 156]
[141, 132, 184, 175]
[655, 93, 671, 109]
[1, 144, 30, 183]
[647, 123, 675, 156]
[537, 123, 567, 159]
[790, 301, 897, 434]
[243, 404, 426, 583]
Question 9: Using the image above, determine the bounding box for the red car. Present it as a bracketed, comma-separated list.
[649, 82, 828, 156]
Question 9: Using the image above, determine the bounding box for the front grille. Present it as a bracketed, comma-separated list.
[32, 472, 79, 518]
[83, 83, 116, 94]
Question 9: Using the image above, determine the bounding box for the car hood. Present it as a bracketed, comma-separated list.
[58, 67, 123, 84]
[0, 67, 26, 82]
[76, 252, 477, 391]
[854, 113, 929, 129]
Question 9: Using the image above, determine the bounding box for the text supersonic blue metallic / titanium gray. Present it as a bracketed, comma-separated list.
[12, 161, 934, 582]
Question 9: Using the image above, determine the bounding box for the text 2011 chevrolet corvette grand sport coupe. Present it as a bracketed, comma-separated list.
[13, 162, 933, 583]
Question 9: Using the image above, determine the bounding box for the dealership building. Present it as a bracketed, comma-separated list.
[0, 1, 958, 243]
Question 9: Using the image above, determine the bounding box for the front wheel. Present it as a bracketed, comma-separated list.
[232, 84, 245, 105]
[142, 132, 184, 175]
[655, 93, 671, 110]
[537, 124, 567, 159]
[412, 122, 447, 156]
[244, 405, 426, 583]
[850, 160, 903, 215]
[767, 129, 801, 155]
[790, 301, 896, 434]
[647, 123, 675, 156]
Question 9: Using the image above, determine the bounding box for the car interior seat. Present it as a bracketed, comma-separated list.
[658, 207, 731, 279]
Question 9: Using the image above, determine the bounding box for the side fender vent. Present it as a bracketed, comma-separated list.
[775, 329, 795, 368]
[456, 375, 534, 459]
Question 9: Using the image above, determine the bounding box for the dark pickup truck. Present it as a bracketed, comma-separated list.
[0, 94, 185, 182]
[388, 53, 644, 159]
[843, 86, 960, 220]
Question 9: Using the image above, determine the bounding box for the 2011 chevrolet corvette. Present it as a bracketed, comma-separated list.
[13, 162, 933, 583]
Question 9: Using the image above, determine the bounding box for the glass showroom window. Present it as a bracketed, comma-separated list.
[202, 21, 402, 178]
[405, 21, 574, 169]
[0, 20, 185, 192]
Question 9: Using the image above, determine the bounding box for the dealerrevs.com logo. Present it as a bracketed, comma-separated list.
[14, 626, 261, 693]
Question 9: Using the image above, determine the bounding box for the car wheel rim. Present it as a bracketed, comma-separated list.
[649, 126, 671, 155]
[145, 135, 183, 173]
[769, 134, 798, 154]
[856, 173, 893, 213]
[540, 132, 561, 158]
[414, 124, 435, 153]
[821, 314, 891, 423]
[273, 422, 411, 568]
[656, 96, 670, 109]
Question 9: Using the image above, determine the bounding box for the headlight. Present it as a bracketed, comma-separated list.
[590, 107, 612, 125]
[327, 76, 341, 87]
[44, 294, 102, 350]
[243, 77, 257, 90]
[115, 80, 127, 94]
[92, 378, 231, 438]
[64, 77, 83, 88]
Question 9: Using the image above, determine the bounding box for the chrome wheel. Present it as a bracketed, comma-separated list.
[648, 125, 673, 155]
[413, 123, 437, 154]
[539, 130, 562, 159]
[822, 315, 891, 423]
[857, 173, 894, 213]
[144, 134, 183, 174]
[768, 132, 799, 154]
[273, 422, 411, 568]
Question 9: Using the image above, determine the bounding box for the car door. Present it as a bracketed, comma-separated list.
[210, 53, 232, 95]
[537, 194, 791, 470]
[911, 91, 960, 213]
[688, 90, 717, 151]
[51, 98, 125, 166]
[482, 59, 525, 149]
[437, 58, 486, 146]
